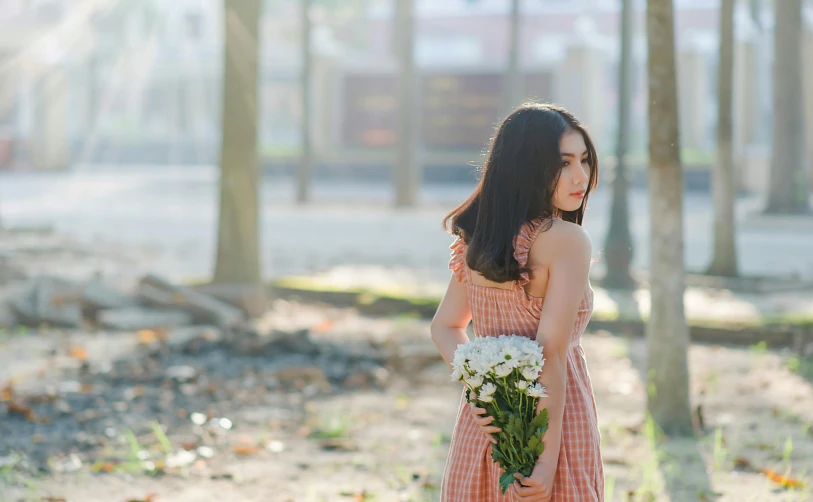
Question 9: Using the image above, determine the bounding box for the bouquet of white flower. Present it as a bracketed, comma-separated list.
[451, 334, 549, 494]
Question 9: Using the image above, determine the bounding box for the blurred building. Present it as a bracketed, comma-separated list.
[0, 0, 811, 197]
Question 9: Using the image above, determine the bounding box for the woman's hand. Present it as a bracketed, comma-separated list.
[509, 462, 555, 502]
[467, 394, 500, 444]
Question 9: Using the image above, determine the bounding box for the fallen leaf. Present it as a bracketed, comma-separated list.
[353, 491, 373, 502]
[137, 329, 162, 344]
[91, 462, 117, 473]
[126, 494, 157, 502]
[180, 442, 198, 451]
[232, 444, 260, 456]
[760, 468, 806, 489]
[312, 319, 334, 333]
[733, 457, 754, 471]
[41, 497, 67, 502]
[338, 491, 374, 502]
[69, 347, 88, 361]
[0, 384, 12, 402]
[319, 438, 357, 452]
[8, 401, 38, 422]
[170, 292, 186, 305]
[80, 383, 94, 394]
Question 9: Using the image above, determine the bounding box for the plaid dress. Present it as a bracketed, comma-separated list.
[440, 218, 604, 501]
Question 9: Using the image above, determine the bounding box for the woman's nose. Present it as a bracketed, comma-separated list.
[575, 165, 589, 185]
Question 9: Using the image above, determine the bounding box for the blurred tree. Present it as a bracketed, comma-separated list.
[505, 0, 521, 111]
[297, 0, 313, 204]
[748, 0, 762, 29]
[394, 0, 418, 207]
[213, 0, 262, 284]
[766, 0, 809, 214]
[707, 0, 739, 276]
[602, 0, 636, 290]
[645, 0, 693, 436]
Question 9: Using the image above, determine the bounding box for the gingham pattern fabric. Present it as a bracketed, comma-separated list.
[440, 218, 604, 502]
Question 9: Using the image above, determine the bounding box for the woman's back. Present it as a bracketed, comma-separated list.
[451, 217, 592, 346]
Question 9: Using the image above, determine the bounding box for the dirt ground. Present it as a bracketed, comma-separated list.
[2, 301, 812, 502]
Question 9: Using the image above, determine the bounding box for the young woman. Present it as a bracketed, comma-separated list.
[431, 103, 604, 502]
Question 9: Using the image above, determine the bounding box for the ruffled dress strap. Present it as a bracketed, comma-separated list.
[512, 218, 547, 287]
[448, 237, 470, 284]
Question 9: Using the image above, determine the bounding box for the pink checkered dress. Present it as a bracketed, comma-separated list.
[440, 218, 604, 501]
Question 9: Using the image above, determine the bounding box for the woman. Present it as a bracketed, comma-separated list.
[431, 103, 604, 502]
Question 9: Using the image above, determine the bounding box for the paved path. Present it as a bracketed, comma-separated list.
[2, 165, 813, 283]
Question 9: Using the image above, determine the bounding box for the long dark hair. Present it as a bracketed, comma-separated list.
[442, 102, 598, 283]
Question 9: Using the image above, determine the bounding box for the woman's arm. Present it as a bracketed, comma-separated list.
[532, 223, 592, 467]
[430, 276, 472, 369]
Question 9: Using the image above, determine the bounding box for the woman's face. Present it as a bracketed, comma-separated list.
[551, 129, 591, 214]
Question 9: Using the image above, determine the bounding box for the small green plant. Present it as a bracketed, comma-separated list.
[712, 427, 728, 470]
[748, 341, 768, 355]
[150, 421, 173, 454]
[431, 432, 452, 447]
[783, 435, 794, 465]
[786, 355, 813, 380]
[610, 342, 628, 360]
[309, 413, 351, 440]
[605, 475, 616, 501]
[704, 371, 719, 394]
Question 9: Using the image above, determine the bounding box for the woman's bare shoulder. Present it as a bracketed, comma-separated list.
[531, 219, 592, 263]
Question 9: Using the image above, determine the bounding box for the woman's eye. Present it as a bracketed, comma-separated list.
[561, 161, 570, 167]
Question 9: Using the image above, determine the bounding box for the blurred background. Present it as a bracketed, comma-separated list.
[0, 0, 812, 501]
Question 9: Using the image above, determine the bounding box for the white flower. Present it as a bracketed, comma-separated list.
[495, 363, 513, 378]
[450, 335, 546, 405]
[466, 374, 484, 389]
[500, 345, 521, 363]
[527, 383, 548, 398]
[478, 394, 494, 403]
[522, 366, 540, 381]
[470, 359, 491, 377]
[480, 382, 497, 397]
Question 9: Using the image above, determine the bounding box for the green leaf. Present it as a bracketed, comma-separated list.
[534, 438, 545, 457]
[496, 409, 508, 424]
[530, 408, 549, 430]
[499, 469, 517, 494]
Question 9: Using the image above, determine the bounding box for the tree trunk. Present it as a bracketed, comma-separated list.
[213, 0, 262, 284]
[297, 0, 312, 204]
[645, 0, 693, 436]
[505, 0, 522, 112]
[707, 0, 739, 277]
[766, 0, 809, 214]
[748, 0, 761, 29]
[394, 0, 418, 207]
[603, 0, 636, 290]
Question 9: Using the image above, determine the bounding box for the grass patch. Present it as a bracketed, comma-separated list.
[273, 275, 813, 346]
[150, 421, 173, 455]
[308, 413, 352, 440]
[786, 356, 813, 380]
